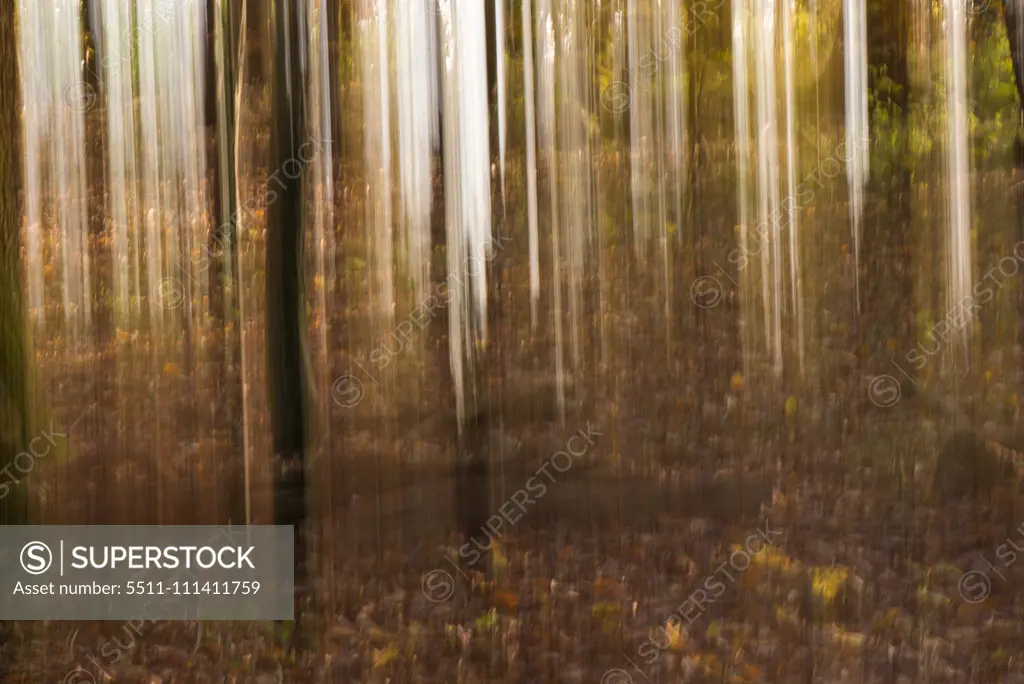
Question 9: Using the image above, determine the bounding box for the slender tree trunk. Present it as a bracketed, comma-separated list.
[267, 0, 311, 646]
[1005, 0, 1024, 165]
[213, 0, 244, 523]
[486, 0, 499, 154]
[864, 0, 913, 370]
[0, 0, 28, 529]
[1009, 2, 1024, 497]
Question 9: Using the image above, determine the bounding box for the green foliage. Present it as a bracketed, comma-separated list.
[867, 14, 1020, 189]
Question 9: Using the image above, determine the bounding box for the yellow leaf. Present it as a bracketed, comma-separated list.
[663, 619, 686, 649]
[812, 566, 849, 602]
[373, 643, 398, 669]
[730, 372, 745, 393]
[785, 395, 798, 419]
[871, 607, 901, 632]
[706, 620, 722, 640]
[828, 627, 866, 651]
[492, 543, 509, 577]
[163, 362, 179, 376]
[474, 608, 499, 634]
[751, 545, 798, 573]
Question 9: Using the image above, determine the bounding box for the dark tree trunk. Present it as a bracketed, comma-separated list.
[212, 0, 244, 524]
[428, 4, 500, 555]
[864, 0, 913, 373]
[1, 1, 23, 674]
[327, 0, 343, 163]
[1007, 0, 1024, 161]
[205, 1, 219, 127]
[0, 0, 27, 529]
[486, 0, 499, 154]
[1009, 3, 1024, 515]
[209, 0, 241, 300]
[82, 0, 103, 100]
[267, 0, 310, 643]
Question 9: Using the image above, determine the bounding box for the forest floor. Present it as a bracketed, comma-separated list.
[6, 392, 1024, 684]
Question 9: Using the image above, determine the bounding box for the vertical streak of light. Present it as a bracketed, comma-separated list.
[360, 0, 394, 323]
[782, 0, 803, 374]
[537, 0, 565, 416]
[945, 0, 973, 350]
[732, 0, 753, 378]
[236, 0, 252, 525]
[396, 0, 433, 302]
[753, 0, 782, 374]
[522, 0, 541, 328]
[665, 0, 685, 241]
[497, 0, 507, 205]
[139, 0, 164, 336]
[439, 0, 493, 430]
[17, 0, 45, 324]
[843, 0, 869, 313]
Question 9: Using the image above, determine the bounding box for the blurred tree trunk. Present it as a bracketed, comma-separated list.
[864, 0, 914, 383]
[208, 1, 241, 313]
[1009, 2, 1024, 473]
[267, 0, 311, 641]
[1006, 0, 1024, 161]
[212, 0, 244, 523]
[486, 0, 498, 152]
[0, 0, 29, 529]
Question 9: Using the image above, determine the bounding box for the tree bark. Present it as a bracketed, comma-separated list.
[1, 2, 24, 674]
[267, 0, 311, 646]
[0, 0, 28, 528]
[1006, 1, 1024, 124]
[864, 0, 913, 377]
[213, 0, 244, 524]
